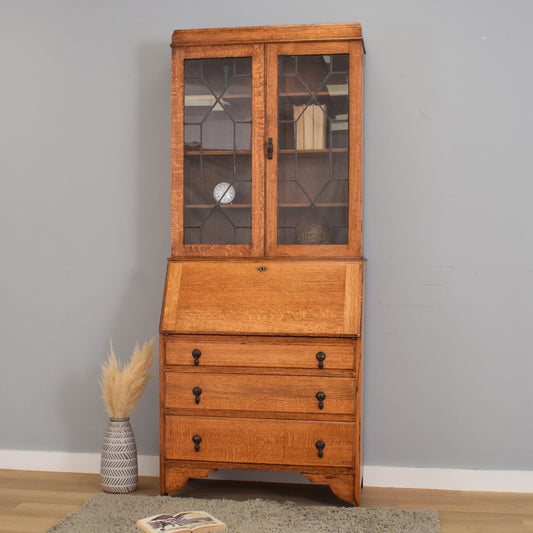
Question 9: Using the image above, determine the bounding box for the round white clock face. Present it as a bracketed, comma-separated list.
[213, 182, 235, 204]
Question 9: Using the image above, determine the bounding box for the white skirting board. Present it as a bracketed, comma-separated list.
[362, 465, 533, 493]
[0, 450, 159, 478]
[0, 450, 532, 493]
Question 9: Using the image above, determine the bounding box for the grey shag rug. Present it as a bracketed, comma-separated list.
[47, 492, 440, 532]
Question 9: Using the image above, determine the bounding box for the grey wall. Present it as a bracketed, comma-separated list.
[1, 0, 532, 472]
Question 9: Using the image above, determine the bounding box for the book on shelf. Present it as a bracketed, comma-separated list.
[313, 104, 325, 149]
[293, 104, 326, 150]
[136, 511, 226, 533]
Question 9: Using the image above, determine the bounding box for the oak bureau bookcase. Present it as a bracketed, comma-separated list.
[159, 22, 365, 505]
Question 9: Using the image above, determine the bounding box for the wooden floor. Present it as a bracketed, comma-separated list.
[1, 469, 532, 532]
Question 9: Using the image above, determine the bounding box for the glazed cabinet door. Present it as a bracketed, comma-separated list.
[171, 44, 265, 256]
[265, 41, 364, 257]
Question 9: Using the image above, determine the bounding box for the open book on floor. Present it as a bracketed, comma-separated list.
[136, 511, 226, 533]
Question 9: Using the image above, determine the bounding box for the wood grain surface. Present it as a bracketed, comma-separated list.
[160, 260, 363, 336]
[172, 23, 363, 47]
[162, 23, 365, 507]
[165, 372, 355, 416]
[165, 415, 355, 468]
[163, 335, 356, 371]
[3, 470, 533, 533]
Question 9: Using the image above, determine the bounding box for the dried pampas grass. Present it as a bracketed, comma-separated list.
[99, 337, 155, 419]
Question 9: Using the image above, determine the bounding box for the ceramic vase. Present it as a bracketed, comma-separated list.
[100, 417, 138, 493]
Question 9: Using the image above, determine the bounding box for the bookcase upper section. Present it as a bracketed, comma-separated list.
[170, 23, 364, 258]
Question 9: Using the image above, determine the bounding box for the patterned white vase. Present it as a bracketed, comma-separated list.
[100, 417, 138, 493]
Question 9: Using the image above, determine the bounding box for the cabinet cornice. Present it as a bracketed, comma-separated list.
[172, 22, 363, 48]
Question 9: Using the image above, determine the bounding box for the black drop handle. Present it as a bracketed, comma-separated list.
[193, 386, 202, 404]
[315, 440, 325, 458]
[192, 349, 201, 366]
[192, 434, 202, 452]
[316, 391, 326, 410]
[316, 351, 326, 369]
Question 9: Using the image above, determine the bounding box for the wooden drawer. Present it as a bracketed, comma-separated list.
[165, 372, 354, 415]
[164, 336, 355, 371]
[160, 260, 363, 336]
[165, 415, 354, 468]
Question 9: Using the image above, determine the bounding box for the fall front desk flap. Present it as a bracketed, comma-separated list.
[160, 260, 363, 337]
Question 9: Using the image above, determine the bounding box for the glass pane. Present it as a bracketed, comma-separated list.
[277, 54, 349, 245]
[183, 57, 252, 245]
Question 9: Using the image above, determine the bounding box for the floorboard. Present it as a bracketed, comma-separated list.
[1, 469, 532, 532]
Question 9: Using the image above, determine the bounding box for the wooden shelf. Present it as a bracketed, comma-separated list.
[185, 149, 251, 156]
[185, 148, 346, 156]
[279, 203, 348, 208]
[279, 148, 348, 154]
[186, 93, 251, 102]
[218, 93, 251, 100]
[185, 203, 346, 209]
[185, 203, 251, 209]
[279, 91, 348, 98]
